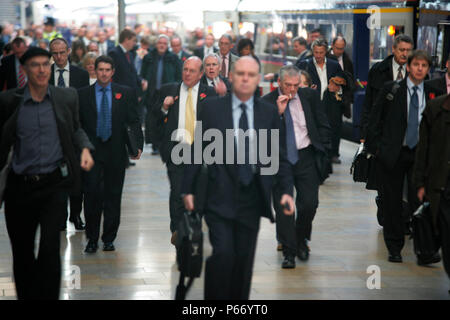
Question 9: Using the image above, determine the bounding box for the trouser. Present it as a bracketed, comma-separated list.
[167, 162, 185, 233]
[324, 95, 343, 158]
[380, 147, 419, 254]
[204, 181, 261, 300]
[4, 170, 66, 300]
[274, 146, 320, 256]
[438, 191, 450, 279]
[83, 160, 125, 243]
[61, 192, 83, 225]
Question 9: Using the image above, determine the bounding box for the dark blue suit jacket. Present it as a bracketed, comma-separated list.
[296, 57, 345, 95]
[108, 46, 142, 94]
[181, 95, 294, 222]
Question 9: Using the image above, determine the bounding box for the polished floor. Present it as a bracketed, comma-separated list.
[0, 139, 449, 300]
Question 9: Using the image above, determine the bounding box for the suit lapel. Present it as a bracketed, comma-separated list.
[298, 89, 314, 134]
[111, 83, 119, 128]
[49, 64, 55, 86]
[49, 86, 66, 125]
[307, 60, 321, 91]
[399, 80, 408, 127]
[88, 84, 97, 128]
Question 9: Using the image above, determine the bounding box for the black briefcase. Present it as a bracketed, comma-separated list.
[175, 210, 203, 300]
[125, 126, 139, 157]
[350, 143, 370, 183]
[411, 202, 441, 261]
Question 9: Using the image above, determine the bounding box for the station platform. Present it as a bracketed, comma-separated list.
[0, 139, 449, 300]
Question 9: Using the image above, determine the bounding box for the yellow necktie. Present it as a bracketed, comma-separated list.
[185, 87, 195, 144]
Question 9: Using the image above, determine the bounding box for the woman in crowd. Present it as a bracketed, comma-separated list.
[70, 39, 87, 67]
[237, 38, 260, 65]
[82, 52, 98, 85]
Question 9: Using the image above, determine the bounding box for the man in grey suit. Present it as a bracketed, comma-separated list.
[0, 47, 94, 299]
[218, 34, 239, 79]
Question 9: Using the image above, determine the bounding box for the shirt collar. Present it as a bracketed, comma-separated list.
[23, 85, 51, 103]
[313, 57, 327, 68]
[232, 93, 254, 111]
[406, 76, 424, 93]
[95, 82, 112, 92]
[119, 44, 127, 53]
[182, 81, 200, 93]
[55, 62, 70, 72]
[392, 57, 404, 73]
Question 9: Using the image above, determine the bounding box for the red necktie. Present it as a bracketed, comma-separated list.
[125, 51, 131, 64]
[18, 65, 26, 88]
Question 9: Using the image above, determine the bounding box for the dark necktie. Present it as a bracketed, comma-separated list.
[396, 66, 403, 80]
[221, 55, 227, 78]
[125, 51, 131, 64]
[97, 87, 112, 142]
[237, 103, 253, 186]
[284, 102, 299, 165]
[405, 86, 419, 149]
[57, 69, 66, 87]
[156, 56, 163, 90]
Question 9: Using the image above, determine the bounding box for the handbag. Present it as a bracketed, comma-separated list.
[0, 148, 13, 208]
[350, 143, 371, 183]
[175, 210, 203, 300]
[411, 202, 441, 261]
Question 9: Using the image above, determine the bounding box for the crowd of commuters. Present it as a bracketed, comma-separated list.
[0, 17, 449, 301]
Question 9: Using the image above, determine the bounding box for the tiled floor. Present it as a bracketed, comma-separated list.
[0, 140, 449, 300]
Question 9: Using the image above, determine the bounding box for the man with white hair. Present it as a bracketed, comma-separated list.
[200, 53, 230, 96]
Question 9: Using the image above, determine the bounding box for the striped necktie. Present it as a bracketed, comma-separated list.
[17, 65, 26, 88]
[57, 69, 66, 87]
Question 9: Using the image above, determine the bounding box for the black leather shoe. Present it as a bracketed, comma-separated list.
[69, 216, 85, 231]
[331, 156, 341, 164]
[84, 241, 98, 253]
[297, 247, 310, 261]
[103, 242, 115, 251]
[417, 253, 441, 266]
[281, 255, 296, 269]
[388, 254, 402, 263]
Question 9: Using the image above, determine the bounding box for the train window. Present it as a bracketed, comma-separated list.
[417, 26, 438, 60]
[369, 25, 405, 67]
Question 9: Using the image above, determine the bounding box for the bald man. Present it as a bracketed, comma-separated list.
[181, 56, 294, 299]
[152, 56, 216, 244]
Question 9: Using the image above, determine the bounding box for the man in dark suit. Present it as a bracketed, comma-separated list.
[0, 37, 28, 91]
[200, 53, 231, 96]
[296, 39, 346, 165]
[360, 34, 414, 228]
[78, 55, 143, 254]
[141, 34, 181, 151]
[152, 56, 215, 245]
[263, 65, 331, 268]
[181, 57, 295, 300]
[49, 37, 90, 230]
[218, 34, 239, 80]
[0, 47, 94, 299]
[97, 30, 115, 56]
[366, 50, 439, 263]
[328, 36, 355, 119]
[193, 33, 217, 61]
[171, 36, 191, 65]
[426, 55, 450, 97]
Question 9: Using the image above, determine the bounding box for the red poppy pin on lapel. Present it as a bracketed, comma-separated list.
[200, 93, 206, 100]
[115, 93, 122, 100]
[429, 92, 435, 100]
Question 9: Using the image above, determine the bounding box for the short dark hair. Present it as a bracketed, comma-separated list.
[95, 55, 115, 69]
[119, 29, 136, 44]
[407, 50, 432, 67]
[49, 37, 69, 50]
[292, 36, 307, 47]
[393, 34, 414, 48]
[19, 47, 51, 65]
[237, 38, 254, 55]
[11, 37, 26, 48]
[332, 36, 346, 46]
[310, 28, 322, 35]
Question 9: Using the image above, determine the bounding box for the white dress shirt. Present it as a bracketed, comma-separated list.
[219, 52, 230, 78]
[313, 57, 328, 100]
[53, 62, 70, 87]
[392, 58, 405, 80]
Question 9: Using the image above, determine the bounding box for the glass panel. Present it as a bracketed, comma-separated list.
[369, 25, 404, 68]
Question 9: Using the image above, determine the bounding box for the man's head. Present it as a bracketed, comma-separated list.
[97, 30, 107, 43]
[11, 37, 28, 59]
[203, 53, 220, 80]
[43, 17, 55, 33]
[170, 36, 182, 55]
[156, 34, 169, 56]
[95, 55, 115, 86]
[205, 33, 215, 48]
[140, 37, 151, 51]
[392, 34, 413, 66]
[311, 39, 328, 65]
[219, 34, 233, 57]
[20, 47, 52, 88]
[308, 29, 322, 44]
[49, 38, 70, 68]
[230, 56, 260, 100]
[406, 50, 431, 84]
[119, 29, 137, 51]
[331, 36, 346, 58]
[182, 56, 203, 88]
[34, 28, 43, 40]
[278, 65, 301, 96]
[292, 37, 307, 56]
[87, 41, 99, 55]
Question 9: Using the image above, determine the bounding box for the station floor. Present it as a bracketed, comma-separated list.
[0, 140, 449, 300]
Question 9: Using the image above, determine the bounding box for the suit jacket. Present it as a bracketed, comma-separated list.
[78, 83, 143, 169]
[152, 81, 216, 163]
[193, 46, 218, 61]
[366, 78, 433, 171]
[221, 52, 239, 79]
[200, 74, 231, 94]
[180, 95, 294, 222]
[425, 76, 447, 97]
[108, 45, 142, 94]
[49, 64, 90, 90]
[296, 57, 345, 98]
[0, 85, 94, 192]
[262, 87, 331, 155]
[0, 54, 18, 91]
